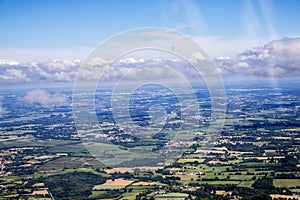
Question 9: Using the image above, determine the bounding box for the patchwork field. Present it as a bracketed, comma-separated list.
[273, 179, 300, 188]
[93, 178, 134, 190]
[132, 181, 162, 186]
[154, 192, 189, 200]
[176, 158, 205, 164]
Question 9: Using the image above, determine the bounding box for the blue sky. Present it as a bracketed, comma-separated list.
[0, 0, 300, 60]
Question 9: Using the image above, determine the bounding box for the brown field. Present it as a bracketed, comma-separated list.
[32, 189, 49, 196]
[177, 175, 198, 181]
[102, 178, 133, 186]
[215, 190, 232, 195]
[270, 194, 299, 199]
[93, 178, 134, 190]
[177, 158, 205, 163]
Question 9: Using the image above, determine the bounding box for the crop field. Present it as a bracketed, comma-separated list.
[154, 192, 189, 200]
[270, 194, 300, 199]
[176, 158, 205, 164]
[93, 178, 134, 190]
[1, 82, 300, 199]
[132, 181, 162, 186]
[199, 180, 241, 185]
[38, 157, 86, 170]
[273, 179, 300, 188]
[104, 166, 161, 174]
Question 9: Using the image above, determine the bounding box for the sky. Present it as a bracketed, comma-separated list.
[0, 0, 300, 60]
[0, 0, 300, 86]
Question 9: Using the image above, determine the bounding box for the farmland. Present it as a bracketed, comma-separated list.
[0, 80, 299, 199]
[273, 179, 300, 188]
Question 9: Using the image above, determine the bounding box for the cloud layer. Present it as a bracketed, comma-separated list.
[0, 37, 299, 84]
[0, 59, 80, 84]
[0, 96, 6, 117]
[216, 37, 300, 77]
[23, 89, 67, 106]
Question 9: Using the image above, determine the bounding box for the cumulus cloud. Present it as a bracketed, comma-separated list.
[0, 96, 6, 117]
[100, 58, 203, 82]
[216, 37, 300, 78]
[0, 37, 300, 83]
[23, 89, 67, 106]
[0, 59, 81, 84]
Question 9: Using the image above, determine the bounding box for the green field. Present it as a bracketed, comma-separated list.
[291, 188, 300, 193]
[93, 185, 126, 190]
[238, 180, 255, 187]
[273, 179, 300, 188]
[38, 157, 85, 170]
[200, 180, 241, 185]
[155, 193, 189, 200]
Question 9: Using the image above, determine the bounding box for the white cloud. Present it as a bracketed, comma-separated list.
[23, 89, 67, 106]
[216, 37, 300, 78]
[0, 59, 20, 65]
[0, 96, 6, 117]
[120, 57, 138, 64]
[6, 69, 29, 81]
[0, 59, 81, 84]
[0, 37, 299, 84]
